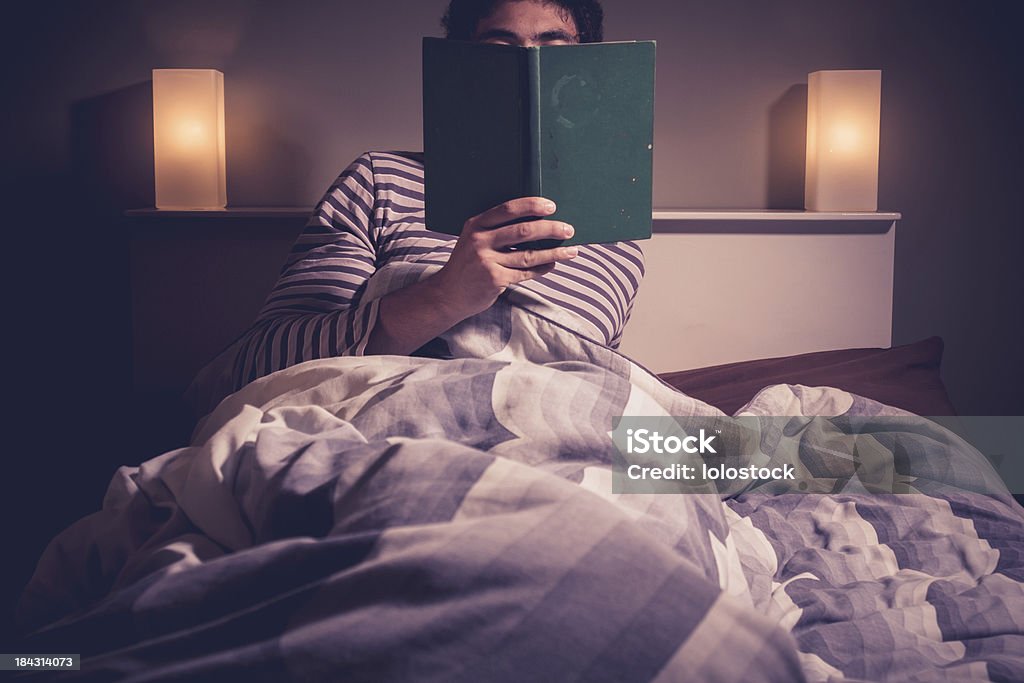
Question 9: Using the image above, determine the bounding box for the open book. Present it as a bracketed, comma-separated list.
[423, 37, 656, 246]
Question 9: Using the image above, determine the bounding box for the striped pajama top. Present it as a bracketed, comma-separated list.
[229, 151, 646, 388]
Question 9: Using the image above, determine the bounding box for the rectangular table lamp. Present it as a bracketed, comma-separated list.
[152, 69, 227, 210]
[805, 69, 881, 212]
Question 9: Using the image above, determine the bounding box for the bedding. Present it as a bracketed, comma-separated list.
[18, 264, 1024, 682]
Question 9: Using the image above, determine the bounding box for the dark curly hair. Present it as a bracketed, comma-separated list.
[441, 0, 604, 44]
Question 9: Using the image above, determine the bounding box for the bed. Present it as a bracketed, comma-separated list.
[16, 271, 1024, 681]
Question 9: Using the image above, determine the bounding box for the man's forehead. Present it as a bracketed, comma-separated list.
[473, 0, 579, 42]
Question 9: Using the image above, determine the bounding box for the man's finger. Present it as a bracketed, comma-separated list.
[495, 246, 578, 270]
[489, 220, 574, 249]
[465, 197, 557, 232]
[506, 262, 558, 284]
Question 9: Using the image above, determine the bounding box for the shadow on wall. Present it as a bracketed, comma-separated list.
[66, 81, 159, 473]
[71, 81, 155, 212]
[68, 79, 155, 411]
[766, 83, 807, 209]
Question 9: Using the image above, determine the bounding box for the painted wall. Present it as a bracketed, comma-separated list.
[3, 0, 1022, 634]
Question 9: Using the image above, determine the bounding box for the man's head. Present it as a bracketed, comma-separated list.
[442, 0, 604, 47]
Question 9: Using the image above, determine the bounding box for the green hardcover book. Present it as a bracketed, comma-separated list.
[422, 37, 655, 247]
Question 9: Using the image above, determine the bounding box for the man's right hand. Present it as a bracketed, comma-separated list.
[433, 197, 578, 319]
[365, 197, 577, 356]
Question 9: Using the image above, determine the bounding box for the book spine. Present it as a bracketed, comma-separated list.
[525, 48, 542, 198]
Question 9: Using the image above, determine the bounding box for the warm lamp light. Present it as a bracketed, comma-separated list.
[804, 70, 881, 212]
[152, 69, 226, 209]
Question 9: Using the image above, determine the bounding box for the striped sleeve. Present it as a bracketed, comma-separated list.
[607, 296, 635, 350]
[228, 153, 382, 389]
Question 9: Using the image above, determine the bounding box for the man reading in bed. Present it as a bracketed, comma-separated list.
[212, 0, 643, 398]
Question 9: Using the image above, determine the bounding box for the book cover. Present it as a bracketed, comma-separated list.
[422, 37, 655, 246]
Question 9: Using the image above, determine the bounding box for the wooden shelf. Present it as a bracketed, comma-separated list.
[652, 210, 901, 221]
[125, 207, 310, 218]
[126, 208, 901, 222]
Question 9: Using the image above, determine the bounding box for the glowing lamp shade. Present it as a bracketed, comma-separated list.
[804, 70, 881, 212]
[152, 69, 226, 210]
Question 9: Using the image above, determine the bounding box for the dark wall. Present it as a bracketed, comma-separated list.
[3, 0, 1022, 641]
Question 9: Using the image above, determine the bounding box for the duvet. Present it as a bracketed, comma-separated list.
[18, 273, 1024, 682]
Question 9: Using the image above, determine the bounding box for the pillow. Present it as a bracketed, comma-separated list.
[657, 337, 956, 416]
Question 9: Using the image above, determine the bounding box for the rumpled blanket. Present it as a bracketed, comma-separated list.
[18, 264, 1024, 682]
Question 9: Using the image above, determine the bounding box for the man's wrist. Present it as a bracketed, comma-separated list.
[420, 271, 474, 325]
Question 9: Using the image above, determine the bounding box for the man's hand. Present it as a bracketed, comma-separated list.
[365, 197, 576, 356]
[433, 197, 578, 318]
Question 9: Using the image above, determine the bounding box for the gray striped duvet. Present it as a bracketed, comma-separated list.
[19, 280, 1024, 681]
